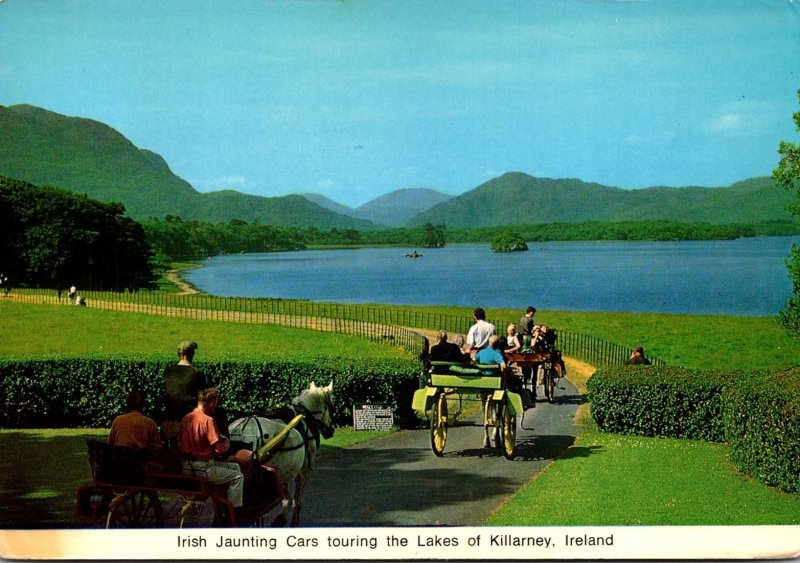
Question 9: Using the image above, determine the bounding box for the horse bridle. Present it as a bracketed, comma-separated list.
[293, 395, 335, 440]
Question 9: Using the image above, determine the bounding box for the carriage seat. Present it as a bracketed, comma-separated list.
[86, 439, 181, 485]
[429, 360, 473, 374]
[473, 363, 503, 376]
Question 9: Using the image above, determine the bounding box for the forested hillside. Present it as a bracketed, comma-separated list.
[408, 173, 794, 227]
[0, 176, 156, 290]
[0, 104, 372, 228]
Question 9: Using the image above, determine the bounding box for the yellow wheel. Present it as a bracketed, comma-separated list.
[430, 393, 448, 457]
[499, 403, 516, 460]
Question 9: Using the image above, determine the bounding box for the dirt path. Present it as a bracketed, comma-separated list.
[165, 269, 199, 295]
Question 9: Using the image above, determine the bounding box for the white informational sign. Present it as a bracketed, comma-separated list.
[352, 404, 394, 431]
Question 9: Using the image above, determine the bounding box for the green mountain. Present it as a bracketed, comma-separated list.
[0, 104, 372, 228]
[300, 192, 358, 218]
[301, 188, 453, 227]
[354, 188, 453, 227]
[408, 172, 794, 227]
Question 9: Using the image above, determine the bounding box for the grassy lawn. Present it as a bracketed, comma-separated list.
[0, 300, 412, 360]
[487, 426, 800, 525]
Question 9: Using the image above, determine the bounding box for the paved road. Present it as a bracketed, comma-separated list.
[302, 378, 581, 526]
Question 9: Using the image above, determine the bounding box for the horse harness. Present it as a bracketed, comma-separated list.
[254, 401, 334, 468]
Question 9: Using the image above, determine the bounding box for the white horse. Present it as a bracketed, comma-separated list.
[228, 380, 335, 526]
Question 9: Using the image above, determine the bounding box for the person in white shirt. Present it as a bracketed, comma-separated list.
[466, 307, 496, 357]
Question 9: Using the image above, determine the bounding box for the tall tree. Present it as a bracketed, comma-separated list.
[773, 90, 800, 333]
[0, 176, 156, 291]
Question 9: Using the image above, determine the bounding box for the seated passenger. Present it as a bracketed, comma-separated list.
[178, 388, 244, 509]
[503, 323, 521, 354]
[430, 330, 469, 363]
[452, 333, 469, 356]
[108, 390, 164, 450]
[473, 335, 507, 375]
[531, 325, 545, 351]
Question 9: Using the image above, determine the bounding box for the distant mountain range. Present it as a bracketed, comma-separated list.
[303, 188, 453, 227]
[0, 104, 372, 228]
[0, 104, 793, 229]
[408, 173, 793, 227]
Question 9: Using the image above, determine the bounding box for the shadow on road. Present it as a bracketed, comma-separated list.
[305, 445, 530, 526]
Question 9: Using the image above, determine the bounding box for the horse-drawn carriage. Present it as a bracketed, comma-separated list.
[76, 381, 335, 528]
[507, 334, 566, 403]
[413, 360, 524, 460]
[412, 327, 566, 460]
[75, 439, 284, 527]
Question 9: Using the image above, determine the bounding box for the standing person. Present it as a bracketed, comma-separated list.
[162, 340, 209, 445]
[466, 307, 496, 357]
[108, 389, 164, 450]
[517, 306, 536, 351]
[178, 388, 244, 510]
[162, 340, 229, 446]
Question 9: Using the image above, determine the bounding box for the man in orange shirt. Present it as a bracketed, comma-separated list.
[178, 388, 243, 509]
[108, 390, 164, 450]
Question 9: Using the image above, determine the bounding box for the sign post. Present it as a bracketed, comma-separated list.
[352, 404, 394, 431]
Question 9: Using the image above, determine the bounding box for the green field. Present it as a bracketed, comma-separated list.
[0, 300, 411, 360]
[1, 297, 798, 527]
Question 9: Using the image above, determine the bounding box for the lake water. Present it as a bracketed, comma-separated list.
[183, 237, 800, 316]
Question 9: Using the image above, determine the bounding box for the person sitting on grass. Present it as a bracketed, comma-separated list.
[624, 346, 652, 365]
[178, 388, 244, 511]
[108, 389, 164, 450]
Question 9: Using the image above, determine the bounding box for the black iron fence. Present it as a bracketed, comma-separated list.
[8, 288, 664, 366]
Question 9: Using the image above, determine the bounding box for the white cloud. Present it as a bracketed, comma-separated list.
[702, 99, 777, 137]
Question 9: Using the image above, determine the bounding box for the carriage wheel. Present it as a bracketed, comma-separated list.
[499, 402, 516, 460]
[547, 364, 561, 403]
[106, 490, 164, 528]
[430, 393, 448, 457]
[544, 366, 556, 403]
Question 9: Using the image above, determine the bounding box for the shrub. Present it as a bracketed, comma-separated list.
[587, 366, 744, 442]
[588, 365, 800, 494]
[723, 367, 800, 493]
[0, 355, 421, 429]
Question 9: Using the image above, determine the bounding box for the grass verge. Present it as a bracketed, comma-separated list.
[486, 426, 800, 525]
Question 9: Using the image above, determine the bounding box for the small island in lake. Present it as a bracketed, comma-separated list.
[491, 234, 529, 252]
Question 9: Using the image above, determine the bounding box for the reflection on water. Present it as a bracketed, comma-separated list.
[184, 237, 800, 316]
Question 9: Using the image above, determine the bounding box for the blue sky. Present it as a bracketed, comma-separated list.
[1, 0, 798, 207]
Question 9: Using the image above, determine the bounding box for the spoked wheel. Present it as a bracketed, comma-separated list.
[498, 402, 517, 460]
[106, 490, 164, 528]
[543, 364, 554, 403]
[430, 393, 448, 457]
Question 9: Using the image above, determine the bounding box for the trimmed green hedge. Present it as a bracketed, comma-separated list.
[723, 368, 800, 494]
[588, 365, 800, 493]
[0, 355, 421, 429]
